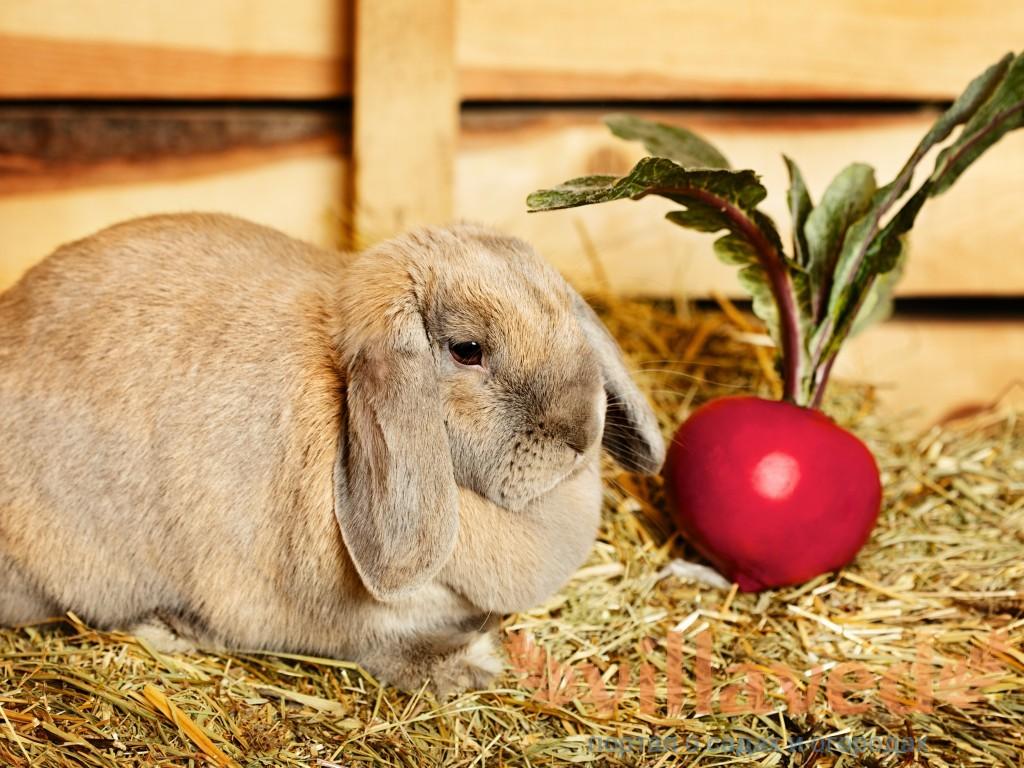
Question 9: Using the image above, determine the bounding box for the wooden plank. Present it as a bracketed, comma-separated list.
[0, 107, 348, 194]
[4, 105, 1023, 297]
[0, 107, 352, 287]
[836, 319, 1024, 426]
[0, 0, 351, 98]
[4, 106, 1023, 297]
[0, 150, 348, 290]
[456, 109, 1024, 297]
[352, 0, 457, 245]
[458, 0, 1024, 100]
[10, 1, 1017, 101]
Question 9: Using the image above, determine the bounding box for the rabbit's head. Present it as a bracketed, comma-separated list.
[333, 224, 664, 601]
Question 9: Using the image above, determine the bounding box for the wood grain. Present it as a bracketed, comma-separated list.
[0, 107, 348, 194]
[836, 319, 1024, 426]
[0, 150, 348, 290]
[457, 109, 1024, 297]
[5, 106, 1023, 296]
[0, 35, 349, 99]
[5, 1, 1020, 100]
[352, 0, 457, 244]
[458, 0, 1024, 100]
[0, 0, 351, 98]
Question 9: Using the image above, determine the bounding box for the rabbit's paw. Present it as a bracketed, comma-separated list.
[426, 630, 504, 696]
[128, 616, 197, 654]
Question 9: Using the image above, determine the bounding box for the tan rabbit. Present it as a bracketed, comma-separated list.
[0, 213, 664, 692]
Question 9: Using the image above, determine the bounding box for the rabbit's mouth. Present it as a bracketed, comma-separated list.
[497, 448, 596, 512]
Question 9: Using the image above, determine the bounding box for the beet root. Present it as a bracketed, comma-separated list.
[663, 396, 882, 591]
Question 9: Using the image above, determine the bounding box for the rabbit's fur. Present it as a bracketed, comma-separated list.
[0, 214, 664, 692]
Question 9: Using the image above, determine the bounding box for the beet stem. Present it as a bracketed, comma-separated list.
[809, 354, 836, 409]
[644, 185, 805, 403]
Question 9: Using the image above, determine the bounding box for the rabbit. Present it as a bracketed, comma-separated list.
[0, 213, 664, 693]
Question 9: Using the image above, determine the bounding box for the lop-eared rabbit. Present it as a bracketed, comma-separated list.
[0, 214, 664, 692]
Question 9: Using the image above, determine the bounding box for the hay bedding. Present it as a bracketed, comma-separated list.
[1, 297, 1021, 767]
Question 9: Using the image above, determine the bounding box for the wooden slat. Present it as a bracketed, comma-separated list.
[6, 1, 1020, 101]
[0, 107, 348, 194]
[5, 106, 1024, 297]
[458, 0, 1024, 100]
[0, 107, 349, 287]
[353, 0, 457, 244]
[5, 106, 1023, 297]
[0, 0, 351, 98]
[836, 319, 1024, 426]
[0, 149, 348, 289]
[456, 109, 1024, 297]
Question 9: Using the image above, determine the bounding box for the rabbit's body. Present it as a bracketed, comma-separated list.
[0, 214, 661, 691]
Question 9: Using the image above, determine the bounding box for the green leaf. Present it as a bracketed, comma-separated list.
[849, 244, 905, 336]
[749, 210, 787, 263]
[856, 52, 1024, 288]
[930, 53, 1024, 195]
[783, 155, 813, 267]
[604, 113, 731, 169]
[814, 51, 1021, 365]
[525, 174, 625, 211]
[664, 195, 781, 245]
[803, 163, 876, 320]
[707, 231, 759, 265]
[737, 263, 780, 348]
[527, 156, 767, 213]
[905, 53, 1015, 175]
[527, 155, 791, 351]
[779, 157, 816, 397]
[655, 165, 787, 347]
[704, 213, 789, 349]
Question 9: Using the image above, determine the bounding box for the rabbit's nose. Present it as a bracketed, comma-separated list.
[532, 364, 604, 453]
[545, 406, 601, 455]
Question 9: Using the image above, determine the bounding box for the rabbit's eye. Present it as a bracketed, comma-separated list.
[449, 340, 483, 367]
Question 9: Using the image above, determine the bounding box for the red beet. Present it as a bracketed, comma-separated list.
[531, 91, 1024, 587]
[664, 396, 881, 592]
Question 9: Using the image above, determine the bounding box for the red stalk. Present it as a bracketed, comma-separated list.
[644, 186, 805, 403]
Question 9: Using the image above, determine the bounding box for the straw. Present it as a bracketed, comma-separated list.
[1, 296, 1020, 766]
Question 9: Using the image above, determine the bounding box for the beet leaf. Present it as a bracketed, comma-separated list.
[527, 52, 1024, 409]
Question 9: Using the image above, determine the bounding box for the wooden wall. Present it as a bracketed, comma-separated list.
[1, 1, 1022, 425]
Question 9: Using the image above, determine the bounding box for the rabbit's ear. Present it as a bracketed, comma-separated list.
[334, 293, 459, 602]
[573, 292, 666, 475]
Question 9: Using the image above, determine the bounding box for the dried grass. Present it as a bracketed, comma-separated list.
[1, 297, 1021, 767]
